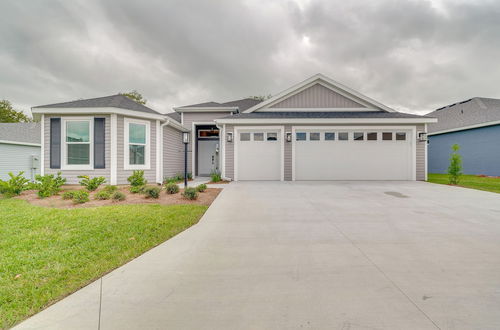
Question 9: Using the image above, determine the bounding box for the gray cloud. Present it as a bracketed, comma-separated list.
[1, 0, 500, 116]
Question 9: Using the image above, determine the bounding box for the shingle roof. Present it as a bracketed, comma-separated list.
[222, 111, 433, 119]
[428, 97, 500, 133]
[165, 112, 182, 122]
[176, 98, 262, 111]
[0, 123, 41, 144]
[33, 94, 162, 115]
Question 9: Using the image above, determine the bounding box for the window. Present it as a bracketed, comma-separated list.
[367, 132, 377, 141]
[382, 132, 393, 140]
[254, 133, 264, 141]
[296, 132, 306, 141]
[240, 133, 250, 141]
[124, 118, 150, 170]
[63, 119, 92, 169]
[198, 129, 219, 138]
[325, 132, 335, 141]
[267, 132, 278, 141]
[396, 132, 407, 141]
[310, 132, 320, 141]
[353, 132, 364, 141]
[338, 132, 349, 141]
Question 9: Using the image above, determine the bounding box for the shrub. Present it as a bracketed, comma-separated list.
[103, 185, 118, 193]
[143, 186, 161, 199]
[130, 185, 145, 194]
[448, 144, 463, 185]
[163, 174, 183, 184]
[196, 184, 207, 192]
[210, 170, 222, 183]
[78, 175, 106, 191]
[95, 190, 111, 200]
[165, 183, 179, 194]
[127, 170, 147, 187]
[72, 190, 90, 204]
[62, 191, 77, 200]
[182, 187, 198, 200]
[112, 191, 126, 201]
[0, 171, 30, 196]
[33, 172, 66, 198]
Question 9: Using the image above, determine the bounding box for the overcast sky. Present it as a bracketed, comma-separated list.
[1, 0, 500, 116]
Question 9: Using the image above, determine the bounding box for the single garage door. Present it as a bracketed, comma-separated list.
[236, 129, 282, 180]
[294, 129, 413, 180]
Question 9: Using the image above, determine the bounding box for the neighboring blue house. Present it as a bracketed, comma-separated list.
[428, 97, 500, 176]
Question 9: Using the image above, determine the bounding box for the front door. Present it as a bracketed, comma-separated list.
[198, 140, 219, 176]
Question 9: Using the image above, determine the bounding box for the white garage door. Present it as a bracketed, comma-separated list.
[236, 129, 282, 180]
[294, 129, 414, 180]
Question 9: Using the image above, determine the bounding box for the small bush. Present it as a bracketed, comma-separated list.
[130, 185, 145, 194]
[0, 171, 30, 196]
[165, 183, 179, 194]
[112, 191, 126, 201]
[72, 190, 90, 204]
[196, 184, 207, 192]
[95, 190, 111, 200]
[78, 175, 106, 191]
[33, 172, 66, 198]
[143, 186, 161, 199]
[103, 185, 118, 193]
[163, 174, 183, 184]
[62, 191, 77, 200]
[182, 187, 198, 200]
[127, 170, 147, 187]
[448, 144, 463, 185]
[210, 170, 222, 183]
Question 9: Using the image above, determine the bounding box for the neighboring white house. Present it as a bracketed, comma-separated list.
[0, 123, 41, 181]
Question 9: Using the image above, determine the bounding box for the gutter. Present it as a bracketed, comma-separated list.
[214, 118, 438, 125]
[0, 140, 41, 147]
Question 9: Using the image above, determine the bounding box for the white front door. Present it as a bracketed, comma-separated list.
[236, 128, 282, 181]
[294, 128, 414, 180]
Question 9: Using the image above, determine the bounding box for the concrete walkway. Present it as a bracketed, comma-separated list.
[15, 181, 500, 329]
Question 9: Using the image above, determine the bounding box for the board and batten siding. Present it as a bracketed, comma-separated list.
[43, 114, 111, 184]
[0, 143, 40, 181]
[163, 125, 184, 178]
[116, 115, 157, 184]
[271, 83, 366, 109]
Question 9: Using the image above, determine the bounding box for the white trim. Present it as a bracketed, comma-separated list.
[0, 140, 41, 147]
[61, 116, 94, 171]
[243, 73, 397, 113]
[424, 124, 428, 181]
[258, 107, 379, 112]
[110, 114, 117, 185]
[40, 114, 45, 175]
[32, 107, 165, 121]
[234, 125, 285, 181]
[181, 112, 184, 125]
[123, 118, 151, 170]
[173, 107, 238, 113]
[215, 118, 438, 125]
[291, 125, 416, 181]
[191, 121, 217, 177]
[156, 120, 162, 183]
[427, 120, 500, 136]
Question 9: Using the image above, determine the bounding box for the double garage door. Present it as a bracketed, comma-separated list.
[235, 127, 414, 181]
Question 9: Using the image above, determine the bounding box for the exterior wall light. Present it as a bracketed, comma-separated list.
[227, 132, 233, 143]
[286, 132, 292, 142]
[418, 132, 427, 141]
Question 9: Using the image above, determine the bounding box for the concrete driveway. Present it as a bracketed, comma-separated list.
[15, 181, 500, 330]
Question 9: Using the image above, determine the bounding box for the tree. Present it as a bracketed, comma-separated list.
[0, 100, 31, 123]
[448, 144, 463, 185]
[249, 95, 272, 101]
[121, 90, 146, 105]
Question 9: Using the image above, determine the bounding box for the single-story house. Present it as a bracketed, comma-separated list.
[427, 97, 500, 176]
[0, 123, 41, 181]
[31, 74, 436, 184]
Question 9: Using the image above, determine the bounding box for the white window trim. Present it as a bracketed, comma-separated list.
[61, 117, 94, 171]
[124, 117, 151, 170]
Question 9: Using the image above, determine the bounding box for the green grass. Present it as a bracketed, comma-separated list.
[0, 199, 207, 329]
[427, 173, 500, 194]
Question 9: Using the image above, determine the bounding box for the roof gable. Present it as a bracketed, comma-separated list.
[244, 74, 396, 113]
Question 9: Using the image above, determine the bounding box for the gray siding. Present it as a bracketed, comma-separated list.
[0, 143, 40, 181]
[116, 115, 158, 184]
[224, 125, 235, 180]
[416, 124, 426, 181]
[163, 125, 184, 178]
[44, 114, 111, 184]
[284, 125, 292, 181]
[271, 83, 366, 109]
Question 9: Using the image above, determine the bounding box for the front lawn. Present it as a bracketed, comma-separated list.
[427, 173, 500, 194]
[0, 199, 207, 329]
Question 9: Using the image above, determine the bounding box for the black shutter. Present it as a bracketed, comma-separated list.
[94, 118, 106, 169]
[50, 118, 61, 169]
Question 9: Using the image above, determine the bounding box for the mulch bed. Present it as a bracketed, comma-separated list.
[15, 186, 221, 209]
